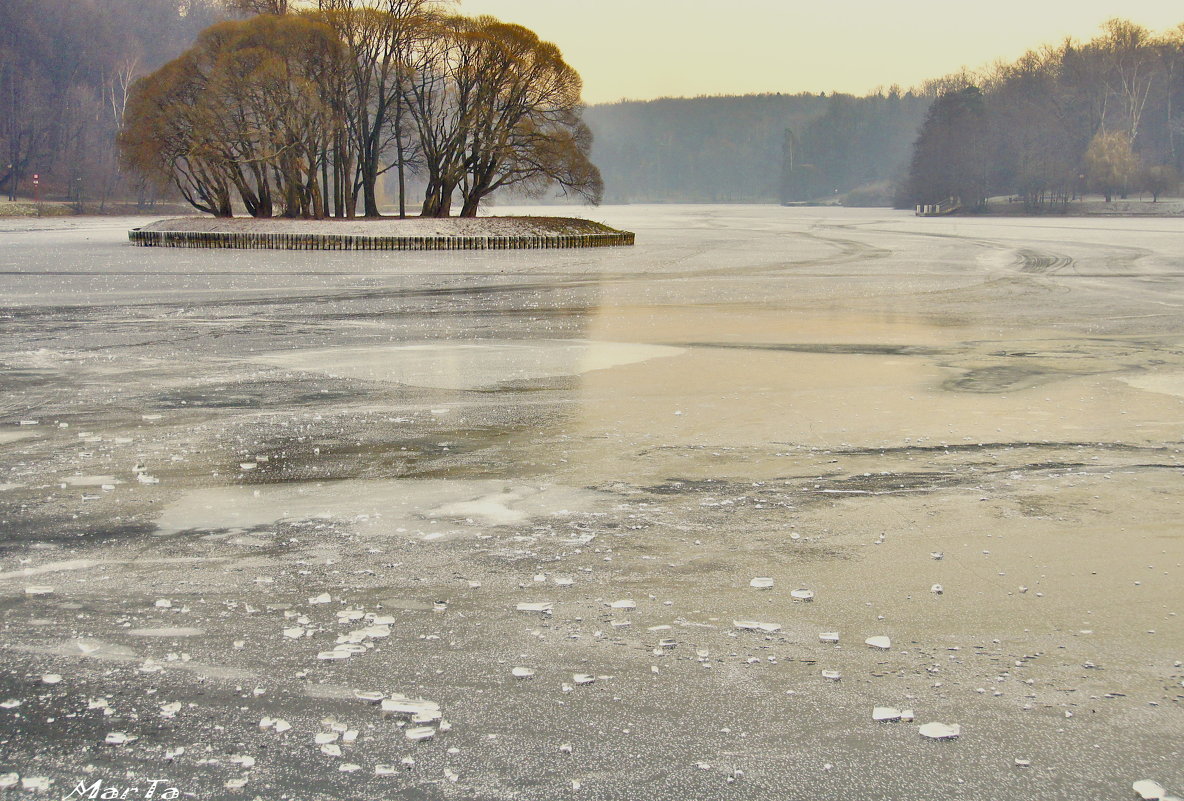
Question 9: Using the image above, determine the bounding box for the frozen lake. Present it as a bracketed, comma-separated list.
[1, 206, 1182, 799]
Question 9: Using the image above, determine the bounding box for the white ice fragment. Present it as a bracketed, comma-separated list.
[229, 755, 255, 768]
[336, 609, 365, 621]
[273, 719, 292, 733]
[283, 627, 305, 639]
[343, 730, 358, 743]
[317, 650, 350, 660]
[0, 699, 21, 709]
[155, 599, 172, 608]
[240, 463, 257, 471]
[1134, 780, 1167, 800]
[918, 722, 960, 740]
[105, 732, 137, 745]
[553, 577, 574, 586]
[375, 765, 398, 776]
[873, 707, 901, 722]
[512, 667, 536, 679]
[749, 577, 774, 590]
[381, 698, 441, 721]
[1014, 759, 1031, 768]
[572, 674, 596, 685]
[314, 732, 338, 745]
[865, 636, 891, 650]
[354, 690, 385, 703]
[225, 778, 248, 790]
[137, 473, 160, 484]
[21, 777, 50, 792]
[931, 584, 943, 595]
[41, 674, 62, 685]
[339, 764, 362, 773]
[320, 744, 342, 757]
[24, 586, 54, 596]
[0, 774, 18, 789]
[444, 769, 459, 783]
[309, 593, 331, 605]
[405, 726, 435, 742]
[819, 632, 840, 643]
[821, 670, 842, 681]
[734, 620, 781, 633]
[899, 709, 915, 722]
[930, 552, 943, 560]
[160, 701, 182, 718]
[790, 589, 815, 602]
[516, 602, 553, 613]
[609, 599, 635, 610]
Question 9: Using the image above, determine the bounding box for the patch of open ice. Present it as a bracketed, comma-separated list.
[252, 340, 684, 391]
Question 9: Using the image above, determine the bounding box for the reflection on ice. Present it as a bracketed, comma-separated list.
[153, 479, 607, 536]
[252, 339, 683, 390]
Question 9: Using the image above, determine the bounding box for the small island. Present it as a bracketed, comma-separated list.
[129, 215, 635, 250]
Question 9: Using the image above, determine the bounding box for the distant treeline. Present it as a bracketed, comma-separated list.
[584, 92, 929, 205]
[0, 0, 225, 207]
[904, 19, 1184, 210]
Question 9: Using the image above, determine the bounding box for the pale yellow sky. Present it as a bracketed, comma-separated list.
[458, 0, 1184, 104]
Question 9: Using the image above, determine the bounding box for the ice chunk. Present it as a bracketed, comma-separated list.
[321, 744, 342, 757]
[405, 726, 435, 742]
[819, 632, 840, 643]
[315, 732, 338, 744]
[790, 589, 815, 602]
[0, 700, 21, 709]
[24, 586, 53, 596]
[340, 764, 362, 773]
[381, 698, 441, 721]
[749, 577, 774, 589]
[609, 599, 635, 610]
[160, 702, 182, 718]
[512, 667, 536, 679]
[41, 674, 62, 684]
[930, 552, 943, 560]
[931, 584, 943, 595]
[1133, 780, 1167, 800]
[229, 755, 255, 768]
[273, 719, 292, 733]
[918, 722, 960, 740]
[821, 670, 841, 681]
[0, 774, 17, 790]
[283, 627, 305, 639]
[572, 674, 596, 685]
[734, 620, 781, 633]
[873, 707, 901, 722]
[516, 602, 553, 613]
[865, 636, 891, 650]
[317, 651, 350, 660]
[21, 777, 50, 792]
[105, 732, 136, 745]
[309, 593, 331, 605]
[354, 690, 385, 703]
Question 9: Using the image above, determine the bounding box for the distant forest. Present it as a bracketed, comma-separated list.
[3, 4, 1183, 211]
[585, 91, 930, 205]
[904, 19, 1184, 210]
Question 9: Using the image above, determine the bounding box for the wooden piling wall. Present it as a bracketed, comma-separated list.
[128, 229, 635, 250]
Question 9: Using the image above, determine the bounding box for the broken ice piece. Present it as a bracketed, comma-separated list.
[160, 702, 182, 718]
[918, 722, 960, 740]
[609, 599, 635, 610]
[21, 777, 50, 792]
[930, 552, 943, 560]
[553, 577, 574, 586]
[381, 698, 441, 721]
[309, 593, 331, 605]
[819, 632, 840, 643]
[229, 755, 255, 768]
[24, 586, 53, 596]
[339, 764, 361, 773]
[572, 674, 596, 685]
[315, 733, 339, 745]
[931, 584, 943, 595]
[516, 602, 553, 613]
[336, 609, 365, 621]
[749, 577, 774, 589]
[225, 778, 248, 790]
[0, 774, 17, 790]
[41, 674, 62, 685]
[321, 744, 342, 757]
[375, 765, 398, 776]
[317, 651, 350, 660]
[405, 726, 435, 742]
[865, 636, 891, 650]
[1134, 780, 1168, 800]
[512, 667, 536, 679]
[283, 627, 305, 639]
[790, 589, 815, 602]
[899, 710, 915, 722]
[273, 719, 292, 733]
[821, 670, 842, 681]
[1014, 759, 1031, 768]
[105, 732, 136, 745]
[354, 690, 385, 703]
[240, 463, 257, 471]
[734, 620, 781, 633]
[155, 599, 172, 608]
[873, 707, 901, 722]
[0, 700, 21, 709]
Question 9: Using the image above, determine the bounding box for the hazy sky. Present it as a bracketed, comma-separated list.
[458, 0, 1184, 104]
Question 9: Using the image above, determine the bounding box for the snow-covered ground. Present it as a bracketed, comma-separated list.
[0, 206, 1181, 800]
